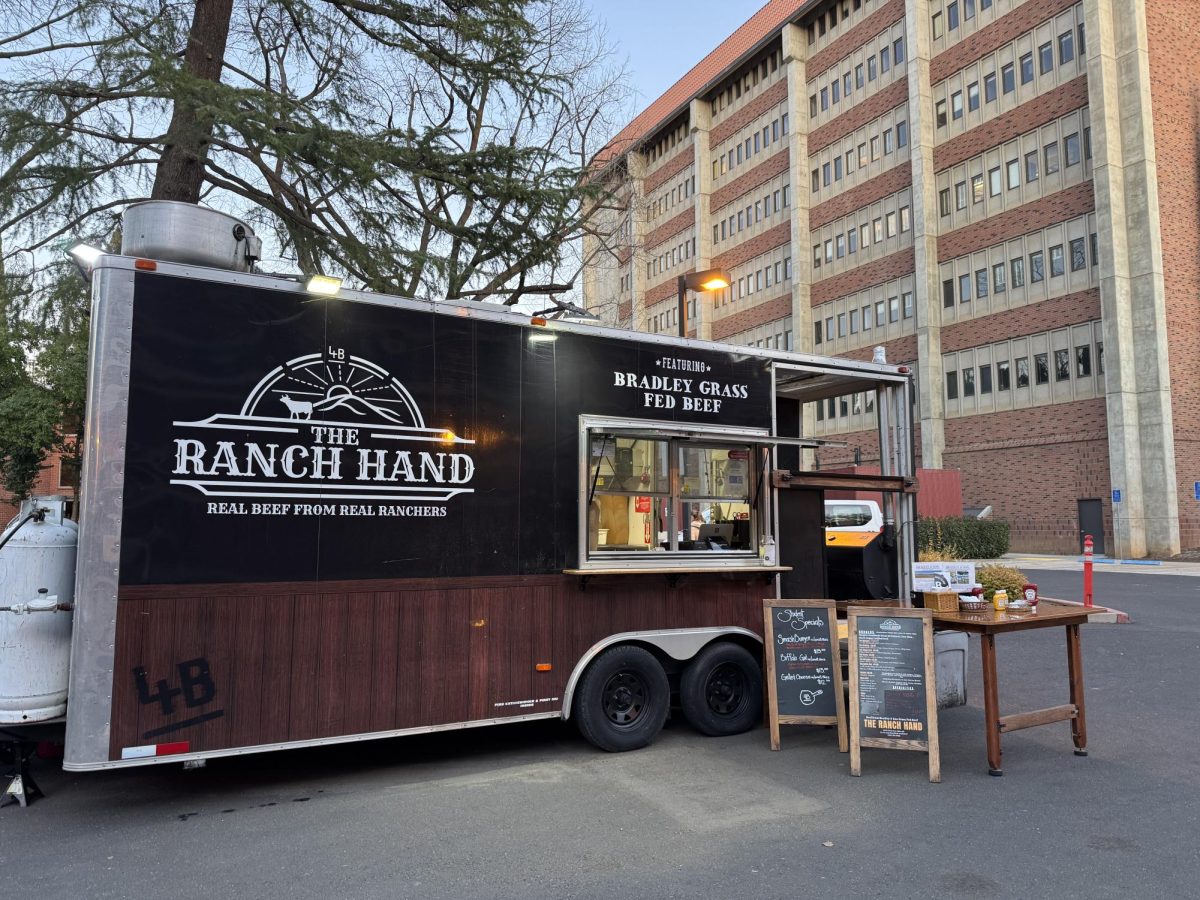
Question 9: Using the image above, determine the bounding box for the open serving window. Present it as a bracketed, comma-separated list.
[579, 416, 775, 569]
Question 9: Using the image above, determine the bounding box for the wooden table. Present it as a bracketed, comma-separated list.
[931, 602, 1091, 776]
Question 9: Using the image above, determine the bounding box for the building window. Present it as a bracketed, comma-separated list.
[897, 119, 908, 147]
[826, 317, 834, 340]
[998, 360, 1011, 391]
[1050, 244, 1065, 277]
[902, 291, 914, 318]
[979, 364, 993, 394]
[1006, 158, 1020, 190]
[951, 91, 963, 119]
[1058, 30, 1074, 65]
[860, 223, 870, 248]
[873, 217, 883, 242]
[850, 308, 859, 333]
[862, 304, 872, 330]
[1030, 250, 1045, 283]
[880, 46, 891, 73]
[1071, 237, 1086, 271]
[1016, 356, 1030, 388]
[955, 181, 967, 209]
[900, 205, 911, 233]
[976, 269, 989, 298]
[825, 239, 833, 263]
[1090, 232, 1099, 267]
[932, 11, 943, 39]
[821, 87, 829, 111]
[967, 81, 980, 112]
[1002, 62, 1015, 94]
[885, 211, 897, 238]
[993, 262, 1006, 293]
[836, 233, 845, 258]
[812, 169, 820, 193]
[1025, 150, 1039, 182]
[984, 71, 997, 103]
[1054, 348, 1070, 381]
[1064, 132, 1081, 167]
[848, 227, 858, 254]
[834, 157, 843, 180]
[856, 63, 864, 88]
[939, 188, 952, 217]
[1076, 345, 1091, 377]
[943, 278, 955, 308]
[875, 301, 886, 327]
[971, 173, 984, 203]
[964, 0, 975, 19]
[1035, 352, 1049, 384]
[958, 272, 971, 302]
[963, 367, 975, 397]
[894, 37, 905, 64]
[870, 135, 880, 159]
[868, 55, 877, 80]
[843, 72, 852, 97]
[1039, 42, 1054, 74]
[831, 80, 840, 104]
[1011, 256, 1025, 287]
[888, 296, 899, 322]
[1096, 341, 1104, 374]
[989, 166, 1001, 196]
[883, 128, 894, 154]
[946, 370, 959, 400]
[810, 94, 818, 118]
[936, 99, 947, 128]
[1020, 52, 1034, 84]
[947, 1, 959, 30]
[1045, 142, 1060, 175]
[837, 312, 847, 337]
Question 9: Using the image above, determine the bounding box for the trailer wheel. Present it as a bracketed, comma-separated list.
[574, 645, 670, 752]
[680, 642, 762, 737]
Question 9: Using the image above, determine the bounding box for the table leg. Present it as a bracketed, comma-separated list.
[1066, 624, 1088, 756]
[980, 633, 1003, 776]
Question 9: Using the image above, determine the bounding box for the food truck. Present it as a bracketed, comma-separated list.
[4, 203, 925, 771]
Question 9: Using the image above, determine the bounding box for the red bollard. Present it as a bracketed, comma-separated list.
[1082, 534, 1094, 608]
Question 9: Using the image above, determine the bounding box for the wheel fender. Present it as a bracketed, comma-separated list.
[560, 627, 762, 720]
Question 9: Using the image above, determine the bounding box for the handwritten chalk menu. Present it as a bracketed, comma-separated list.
[763, 600, 847, 752]
[848, 607, 940, 783]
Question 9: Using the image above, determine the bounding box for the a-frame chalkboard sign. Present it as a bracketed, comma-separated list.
[847, 606, 941, 783]
[763, 599, 847, 752]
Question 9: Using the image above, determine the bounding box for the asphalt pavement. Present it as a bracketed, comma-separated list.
[3, 566, 1198, 899]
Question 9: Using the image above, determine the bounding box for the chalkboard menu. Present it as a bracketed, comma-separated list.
[763, 599, 847, 752]
[847, 607, 940, 783]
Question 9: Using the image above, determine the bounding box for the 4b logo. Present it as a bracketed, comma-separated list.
[133, 658, 217, 715]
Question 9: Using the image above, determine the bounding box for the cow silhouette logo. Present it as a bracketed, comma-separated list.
[169, 351, 474, 505]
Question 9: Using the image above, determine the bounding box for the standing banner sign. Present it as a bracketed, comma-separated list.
[848, 606, 941, 782]
[763, 600, 847, 752]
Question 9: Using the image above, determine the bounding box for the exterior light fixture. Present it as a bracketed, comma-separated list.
[66, 243, 104, 280]
[676, 268, 732, 338]
[305, 274, 342, 296]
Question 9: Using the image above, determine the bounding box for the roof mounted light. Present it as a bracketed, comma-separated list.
[66, 243, 104, 280]
[305, 274, 342, 297]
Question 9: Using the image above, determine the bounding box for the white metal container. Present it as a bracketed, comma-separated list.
[0, 497, 77, 722]
[121, 200, 261, 272]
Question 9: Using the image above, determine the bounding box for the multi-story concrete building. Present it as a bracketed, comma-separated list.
[582, 0, 1197, 557]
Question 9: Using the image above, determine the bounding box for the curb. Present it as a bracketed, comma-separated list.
[1042, 596, 1130, 624]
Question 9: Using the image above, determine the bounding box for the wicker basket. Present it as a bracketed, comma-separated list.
[921, 591, 960, 612]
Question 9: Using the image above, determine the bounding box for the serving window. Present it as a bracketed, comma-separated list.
[585, 428, 765, 562]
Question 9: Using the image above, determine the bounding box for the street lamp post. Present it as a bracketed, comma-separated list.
[676, 268, 732, 338]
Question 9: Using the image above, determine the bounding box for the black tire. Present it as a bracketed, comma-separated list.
[574, 645, 670, 752]
[680, 642, 763, 737]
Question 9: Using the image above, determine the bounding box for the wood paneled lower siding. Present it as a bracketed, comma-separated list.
[108, 574, 773, 759]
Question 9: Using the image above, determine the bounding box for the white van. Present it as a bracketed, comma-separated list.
[823, 499, 883, 533]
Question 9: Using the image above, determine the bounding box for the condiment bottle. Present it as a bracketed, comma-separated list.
[992, 588, 1009, 611]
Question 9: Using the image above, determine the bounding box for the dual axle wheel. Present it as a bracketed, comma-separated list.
[572, 642, 763, 752]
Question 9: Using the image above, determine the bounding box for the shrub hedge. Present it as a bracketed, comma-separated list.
[917, 516, 1011, 560]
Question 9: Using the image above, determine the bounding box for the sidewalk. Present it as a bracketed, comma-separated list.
[990, 553, 1200, 577]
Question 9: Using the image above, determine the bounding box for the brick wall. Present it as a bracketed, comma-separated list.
[712, 221, 792, 272]
[0, 447, 77, 522]
[929, 0, 1082, 83]
[1146, 0, 1200, 551]
[712, 148, 790, 210]
[933, 76, 1088, 172]
[807, 0, 907, 77]
[809, 80, 909, 153]
[711, 79, 789, 145]
[646, 208, 696, 250]
[712, 294, 791, 341]
[936, 181, 1094, 261]
[942, 399, 1112, 553]
[940, 288, 1100, 352]
[811, 246, 915, 304]
[810, 163, 913, 229]
[645, 146, 694, 193]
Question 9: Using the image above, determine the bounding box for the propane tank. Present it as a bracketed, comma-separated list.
[0, 497, 77, 722]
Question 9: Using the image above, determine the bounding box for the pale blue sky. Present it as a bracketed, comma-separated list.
[586, 1, 764, 120]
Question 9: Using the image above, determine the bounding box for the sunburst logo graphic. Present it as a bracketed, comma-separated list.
[169, 350, 475, 505]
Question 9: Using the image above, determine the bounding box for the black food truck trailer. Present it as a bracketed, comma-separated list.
[55, 202, 924, 770]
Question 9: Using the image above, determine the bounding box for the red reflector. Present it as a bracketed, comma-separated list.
[898, 365, 910, 373]
[156, 741, 190, 756]
[530, 316, 548, 326]
[134, 258, 157, 271]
